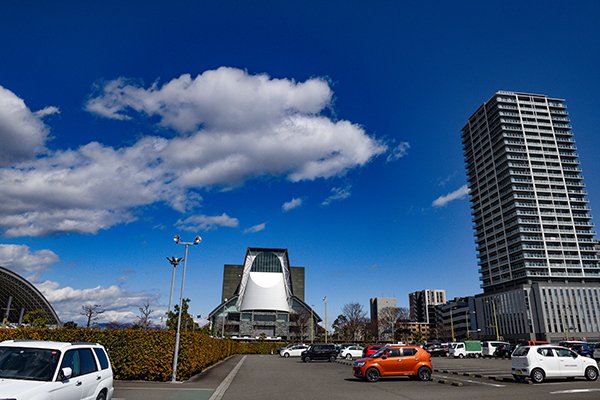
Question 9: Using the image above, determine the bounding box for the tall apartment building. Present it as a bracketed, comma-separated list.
[409, 289, 446, 324]
[462, 91, 600, 341]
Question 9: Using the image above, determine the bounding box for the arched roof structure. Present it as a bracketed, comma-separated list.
[0, 266, 61, 326]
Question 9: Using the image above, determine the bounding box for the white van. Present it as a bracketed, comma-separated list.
[482, 341, 510, 358]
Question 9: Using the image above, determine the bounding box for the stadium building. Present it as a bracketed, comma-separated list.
[1, 266, 60, 327]
[208, 248, 320, 340]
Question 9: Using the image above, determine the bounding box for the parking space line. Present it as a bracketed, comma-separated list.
[550, 389, 600, 394]
[116, 387, 213, 391]
[208, 355, 247, 400]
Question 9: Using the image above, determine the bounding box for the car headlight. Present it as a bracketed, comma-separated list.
[354, 361, 366, 367]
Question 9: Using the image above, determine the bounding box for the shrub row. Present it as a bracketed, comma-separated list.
[0, 328, 283, 381]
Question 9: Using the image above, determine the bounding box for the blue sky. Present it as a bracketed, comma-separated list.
[0, 1, 599, 326]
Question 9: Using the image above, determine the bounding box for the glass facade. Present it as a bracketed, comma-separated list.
[251, 252, 282, 273]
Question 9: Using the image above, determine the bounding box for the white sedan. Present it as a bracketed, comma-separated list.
[339, 346, 364, 360]
[280, 345, 309, 357]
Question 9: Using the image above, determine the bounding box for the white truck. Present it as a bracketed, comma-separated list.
[449, 340, 482, 358]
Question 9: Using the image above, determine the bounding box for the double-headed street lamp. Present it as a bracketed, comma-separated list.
[171, 234, 201, 383]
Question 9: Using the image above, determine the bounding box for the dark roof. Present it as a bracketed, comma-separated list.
[0, 266, 61, 326]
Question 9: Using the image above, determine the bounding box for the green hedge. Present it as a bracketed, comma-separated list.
[0, 328, 283, 381]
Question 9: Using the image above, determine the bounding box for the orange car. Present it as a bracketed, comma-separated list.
[352, 345, 433, 382]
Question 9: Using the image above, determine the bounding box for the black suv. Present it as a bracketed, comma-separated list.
[301, 344, 338, 362]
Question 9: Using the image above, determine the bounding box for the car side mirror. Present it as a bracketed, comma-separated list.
[381, 355, 388, 360]
[59, 367, 73, 380]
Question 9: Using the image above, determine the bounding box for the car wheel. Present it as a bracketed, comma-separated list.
[417, 366, 432, 381]
[303, 356, 311, 363]
[474, 353, 480, 359]
[345, 353, 353, 360]
[366, 367, 380, 382]
[531, 368, 545, 384]
[585, 366, 599, 381]
[329, 355, 336, 362]
[96, 392, 107, 400]
[283, 352, 290, 358]
[458, 354, 464, 359]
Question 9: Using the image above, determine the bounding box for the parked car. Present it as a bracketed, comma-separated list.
[593, 343, 600, 360]
[511, 344, 599, 383]
[352, 345, 433, 382]
[482, 341, 510, 358]
[278, 343, 302, 353]
[301, 344, 338, 362]
[493, 343, 515, 359]
[280, 345, 309, 358]
[425, 343, 449, 357]
[0, 340, 114, 400]
[339, 346, 364, 360]
[362, 345, 383, 358]
[557, 341, 594, 358]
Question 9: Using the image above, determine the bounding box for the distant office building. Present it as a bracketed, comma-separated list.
[208, 248, 320, 340]
[462, 91, 600, 341]
[370, 297, 397, 340]
[436, 297, 477, 342]
[409, 289, 446, 324]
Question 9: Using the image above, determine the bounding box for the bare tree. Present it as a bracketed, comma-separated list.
[81, 304, 105, 328]
[290, 310, 311, 341]
[379, 307, 411, 341]
[135, 301, 154, 329]
[342, 303, 368, 341]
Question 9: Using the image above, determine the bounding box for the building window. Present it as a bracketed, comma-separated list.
[254, 314, 276, 322]
[251, 252, 283, 273]
[241, 313, 252, 321]
[277, 313, 288, 322]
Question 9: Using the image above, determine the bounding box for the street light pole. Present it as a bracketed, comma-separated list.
[450, 307, 455, 342]
[323, 296, 328, 343]
[166, 257, 183, 322]
[310, 305, 315, 344]
[222, 298, 228, 338]
[491, 299, 500, 341]
[171, 235, 201, 383]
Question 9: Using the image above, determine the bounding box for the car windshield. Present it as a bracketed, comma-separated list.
[370, 349, 386, 358]
[512, 346, 529, 357]
[0, 347, 61, 381]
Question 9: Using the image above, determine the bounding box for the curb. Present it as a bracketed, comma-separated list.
[437, 379, 463, 387]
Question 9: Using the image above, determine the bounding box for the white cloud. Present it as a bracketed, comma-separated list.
[386, 141, 410, 162]
[322, 186, 352, 206]
[86, 68, 334, 132]
[432, 184, 470, 207]
[0, 86, 50, 166]
[175, 213, 239, 232]
[244, 223, 266, 234]
[35, 280, 161, 324]
[282, 197, 303, 212]
[0, 244, 59, 275]
[0, 68, 386, 237]
[34, 106, 60, 118]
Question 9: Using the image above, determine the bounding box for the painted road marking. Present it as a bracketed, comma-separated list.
[550, 388, 600, 394]
[209, 355, 247, 400]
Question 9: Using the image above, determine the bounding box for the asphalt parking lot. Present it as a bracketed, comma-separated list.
[114, 354, 600, 400]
